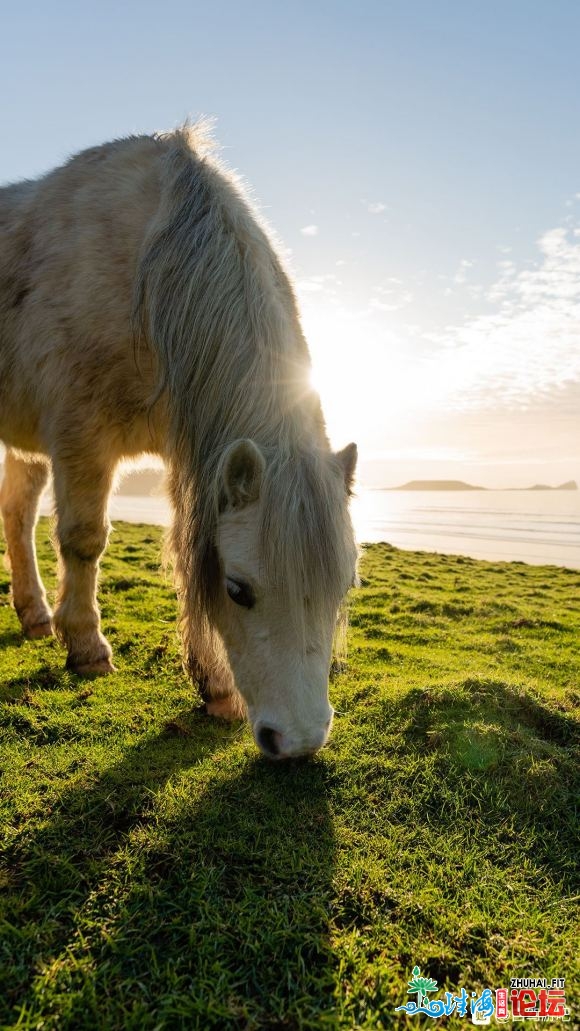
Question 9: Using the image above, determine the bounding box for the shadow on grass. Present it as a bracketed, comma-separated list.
[1, 717, 336, 1029]
[0, 627, 25, 650]
[390, 678, 579, 885]
[0, 665, 65, 703]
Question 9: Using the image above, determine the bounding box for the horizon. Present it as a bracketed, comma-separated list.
[1, 457, 575, 495]
[110, 465, 580, 494]
[113, 464, 579, 493]
[1, 1, 579, 489]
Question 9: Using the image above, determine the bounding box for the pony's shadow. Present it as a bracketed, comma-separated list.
[3, 716, 336, 1027]
[0, 627, 24, 650]
[0, 664, 64, 701]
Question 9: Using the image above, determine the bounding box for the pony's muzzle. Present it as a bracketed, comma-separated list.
[254, 712, 334, 760]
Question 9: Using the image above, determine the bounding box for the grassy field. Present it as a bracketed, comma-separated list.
[0, 519, 578, 1029]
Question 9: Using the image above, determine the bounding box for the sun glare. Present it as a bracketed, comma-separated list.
[303, 302, 438, 451]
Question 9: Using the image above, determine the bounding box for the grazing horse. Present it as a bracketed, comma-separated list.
[0, 125, 358, 759]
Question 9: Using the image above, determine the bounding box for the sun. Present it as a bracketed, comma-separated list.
[304, 302, 433, 451]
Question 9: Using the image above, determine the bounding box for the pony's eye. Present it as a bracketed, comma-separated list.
[226, 578, 255, 609]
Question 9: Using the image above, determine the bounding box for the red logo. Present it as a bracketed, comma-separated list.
[510, 987, 568, 1019]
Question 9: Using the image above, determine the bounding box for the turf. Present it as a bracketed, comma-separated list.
[0, 519, 578, 1029]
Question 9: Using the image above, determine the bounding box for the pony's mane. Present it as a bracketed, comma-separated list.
[133, 125, 351, 673]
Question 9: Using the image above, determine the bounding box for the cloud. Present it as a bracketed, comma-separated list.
[453, 259, 475, 285]
[300, 224, 319, 237]
[291, 216, 580, 486]
[297, 280, 324, 293]
[360, 445, 476, 462]
[296, 273, 341, 296]
[365, 201, 387, 214]
[369, 283, 413, 312]
[425, 224, 580, 412]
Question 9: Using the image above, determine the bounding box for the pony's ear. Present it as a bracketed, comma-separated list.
[336, 442, 358, 493]
[221, 439, 265, 509]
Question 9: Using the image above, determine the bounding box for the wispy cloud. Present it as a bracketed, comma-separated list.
[369, 282, 413, 312]
[453, 258, 475, 285]
[295, 216, 580, 472]
[296, 273, 341, 295]
[361, 446, 476, 462]
[427, 224, 580, 410]
[364, 200, 387, 214]
[300, 224, 319, 236]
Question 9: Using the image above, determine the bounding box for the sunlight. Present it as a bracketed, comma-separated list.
[302, 301, 442, 451]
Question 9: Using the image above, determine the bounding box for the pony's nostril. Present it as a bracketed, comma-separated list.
[257, 725, 281, 757]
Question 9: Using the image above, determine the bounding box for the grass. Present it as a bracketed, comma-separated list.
[0, 519, 579, 1029]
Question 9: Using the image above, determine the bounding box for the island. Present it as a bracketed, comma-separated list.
[387, 479, 578, 491]
[388, 479, 484, 491]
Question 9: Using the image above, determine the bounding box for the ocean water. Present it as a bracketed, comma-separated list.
[349, 489, 580, 569]
[39, 488, 580, 569]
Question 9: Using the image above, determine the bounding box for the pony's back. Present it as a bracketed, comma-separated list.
[0, 128, 316, 457]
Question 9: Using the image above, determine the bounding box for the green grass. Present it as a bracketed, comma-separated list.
[0, 520, 579, 1029]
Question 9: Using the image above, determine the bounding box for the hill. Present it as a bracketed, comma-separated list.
[116, 468, 164, 496]
[389, 478, 578, 491]
[528, 480, 578, 491]
[389, 479, 484, 490]
[0, 464, 165, 497]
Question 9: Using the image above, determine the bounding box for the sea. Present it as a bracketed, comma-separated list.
[38, 487, 580, 570]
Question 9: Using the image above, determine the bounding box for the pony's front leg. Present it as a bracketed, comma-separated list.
[0, 449, 53, 638]
[52, 457, 115, 675]
[203, 677, 247, 720]
[188, 653, 246, 720]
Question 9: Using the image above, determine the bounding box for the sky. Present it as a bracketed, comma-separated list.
[2, 0, 579, 488]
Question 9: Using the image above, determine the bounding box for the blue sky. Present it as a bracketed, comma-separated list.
[2, 1, 579, 486]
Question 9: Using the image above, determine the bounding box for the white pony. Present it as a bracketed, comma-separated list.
[0, 126, 357, 759]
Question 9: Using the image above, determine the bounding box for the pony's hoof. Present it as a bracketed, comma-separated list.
[25, 621, 53, 640]
[206, 695, 245, 721]
[67, 656, 116, 677]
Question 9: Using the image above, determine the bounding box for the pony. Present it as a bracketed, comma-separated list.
[0, 125, 358, 759]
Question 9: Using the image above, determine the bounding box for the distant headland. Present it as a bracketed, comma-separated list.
[387, 479, 578, 491]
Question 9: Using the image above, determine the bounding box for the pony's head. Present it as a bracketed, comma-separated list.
[212, 438, 358, 759]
